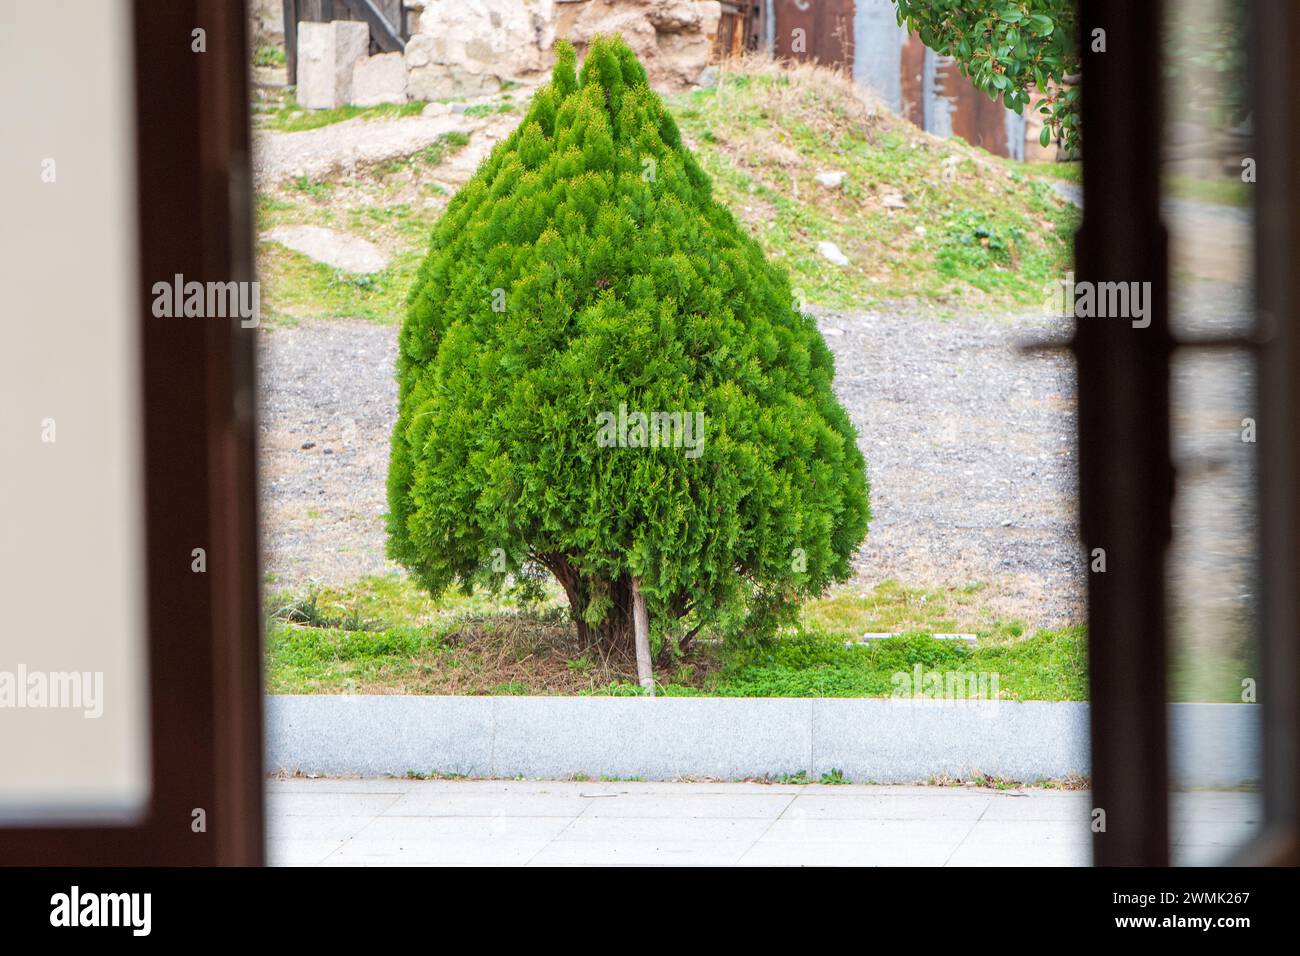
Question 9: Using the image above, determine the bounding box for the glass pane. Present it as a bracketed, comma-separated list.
[1163, 0, 1262, 864]
[0, 0, 150, 823]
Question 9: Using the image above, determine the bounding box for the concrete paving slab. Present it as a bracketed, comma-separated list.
[960, 818, 1092, 846]
[266, 791, 403, 817]
[945, 843, 1089, 866]
[326, 838, 551, 865]
[270, 814, 378, 841]
[269, 838, 350, 866]
[1170, 790, 1263, 822]
[528, 839, 752, 866]
[1174, 845, 1235, 866]
[788, 793, 991, 820]
[580, 793, 794, 819]
[356, 815, 576, 842]
[554, 815, 774, 844]
[264, 779, 1257, 866]
[979, 792, 1091, 821]
[382, 789, 590, 818]
[269, 777, 415, 794]
[761, 816, 974, 845]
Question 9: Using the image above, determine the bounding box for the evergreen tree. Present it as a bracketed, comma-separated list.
[388, 36, 869, 669]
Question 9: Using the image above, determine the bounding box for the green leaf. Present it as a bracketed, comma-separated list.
[1039, 126, 1052, 148]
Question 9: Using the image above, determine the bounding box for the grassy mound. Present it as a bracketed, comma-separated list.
[666, 56, 1078, 311]
[253, 56, 1078, 325]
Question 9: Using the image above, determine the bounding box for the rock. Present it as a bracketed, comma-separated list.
[563, 0, 721, 89]
[402, 0, 719, 96]
[262, 225, 389, 274]
[405, 0, 551, 100]
[296, 20, 369, 110]
[350, 52, 407, 106]
[421, 101, 451, 117]
[815, 170, 846, 189]
[818, 241, 849, 266]
[301, 441, 316, 450]
[881, 193, 907, 209]
[697, 65, 718, 89]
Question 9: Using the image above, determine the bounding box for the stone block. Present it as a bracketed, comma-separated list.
[350, 51, 407, 106]
[295, 20, 370, 110]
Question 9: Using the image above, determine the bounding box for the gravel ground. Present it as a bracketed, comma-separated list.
[257, 307, 1086, 628]
[258, 319, 398, 591]
[820, 308, 1082, 626]
[255, 189, 1251, 637]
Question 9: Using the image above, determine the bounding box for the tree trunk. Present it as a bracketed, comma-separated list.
[631, 576, 654, 696]
[540, 553, 636, 651]
[540, 553, 657, 689]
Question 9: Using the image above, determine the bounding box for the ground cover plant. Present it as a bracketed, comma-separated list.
[264, 575, 1091, 700]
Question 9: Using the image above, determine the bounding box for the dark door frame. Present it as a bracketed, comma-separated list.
[0, 0, 263, 866]
[1078, 0, 1300, 865]
[1075, 0, 1173, 867]
[1240, 0, 1300, 866]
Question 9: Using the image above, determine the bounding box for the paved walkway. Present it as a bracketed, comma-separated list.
[268, 779, 1256, 866]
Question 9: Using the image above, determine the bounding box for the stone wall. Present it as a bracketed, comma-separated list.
[553, 0, 722, 89]
[250, 0, 285, 44]
[402, 0, 721, 96]
[403, 0, 557, 99]
[288, 0, 722, 110]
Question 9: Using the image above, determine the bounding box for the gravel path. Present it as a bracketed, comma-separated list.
[257, 307, 1086, 628]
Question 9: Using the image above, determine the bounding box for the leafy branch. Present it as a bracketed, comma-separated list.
[893, 1, 1081, 153]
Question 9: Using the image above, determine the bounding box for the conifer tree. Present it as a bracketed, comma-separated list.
[388, 36, 870, 672]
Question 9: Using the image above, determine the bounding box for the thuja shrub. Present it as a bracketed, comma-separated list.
[388, 36, 869, 655]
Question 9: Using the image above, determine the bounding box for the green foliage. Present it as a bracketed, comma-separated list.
[710, 626, 1087, 700]
[253, 43, 286, 68]
[387, 37, 870, 650]
[892, 1, 1080, 153]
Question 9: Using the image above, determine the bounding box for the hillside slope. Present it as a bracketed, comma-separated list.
[254, 57, 1078, 323]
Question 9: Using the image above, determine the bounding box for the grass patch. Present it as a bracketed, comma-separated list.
[1001, 157, 1250, 208]
[800, 579, 1020, 638]
[1162, 173, 1250, 208]
[264, 575, 1089, 699]
[261, 92, 425, 133]
[1169, 606, 1257, 704]
[704, 625, 1086, 700]
[664, 58, 1078, 311]
[254, 136, 470, 324]
[256, 244, 408, 324]
[460, 102, 516, 118]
